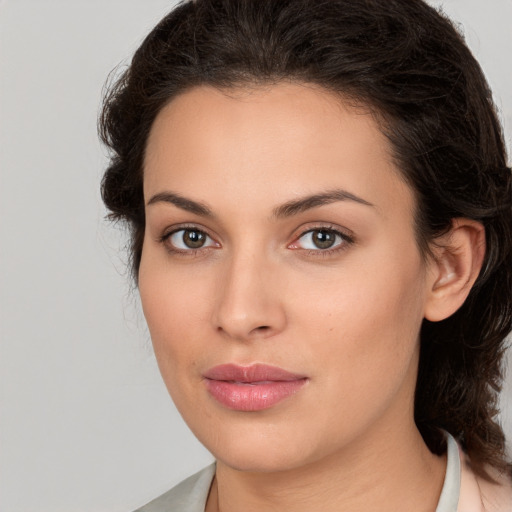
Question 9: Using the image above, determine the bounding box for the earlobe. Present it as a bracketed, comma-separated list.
[424, 219, 486, 322]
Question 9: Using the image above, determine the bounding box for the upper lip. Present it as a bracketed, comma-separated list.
[203, 364, 307, 383]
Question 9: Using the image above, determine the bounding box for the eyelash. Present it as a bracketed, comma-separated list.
[159, 225, 218, 257]
[290, 225, 355, 258]
[158, 224, 355, 258]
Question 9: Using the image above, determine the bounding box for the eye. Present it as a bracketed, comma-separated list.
[289, 228, 352, 251]
[166, 228, 217, 251]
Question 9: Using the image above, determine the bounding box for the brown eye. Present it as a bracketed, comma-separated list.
[183, 230, 206, 248]
[291, 228, 349, 251]
[311, 230, 337, 249]
[168, 229, 216, 250]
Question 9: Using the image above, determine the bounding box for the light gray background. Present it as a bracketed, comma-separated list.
[0, 1, 511, 511]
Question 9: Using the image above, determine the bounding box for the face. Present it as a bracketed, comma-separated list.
[139, 83, 433, 472]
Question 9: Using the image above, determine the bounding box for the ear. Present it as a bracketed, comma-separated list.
[424, 218, 486, 322]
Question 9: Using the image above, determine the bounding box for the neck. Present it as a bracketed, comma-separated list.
[206, 421, 446, 512]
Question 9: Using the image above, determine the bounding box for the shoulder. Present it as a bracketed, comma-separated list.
[476, 467, 512, 512]
[133, 464, 216, 512]
[459, 448, 512, 512]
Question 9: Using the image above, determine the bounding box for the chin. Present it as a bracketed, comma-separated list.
[215, 443, 311, 473]
[192, 418, 326, 473]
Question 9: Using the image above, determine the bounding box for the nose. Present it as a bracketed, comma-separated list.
[212, 250, 287, 341]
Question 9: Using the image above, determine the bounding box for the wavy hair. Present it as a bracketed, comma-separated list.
[99, 0, 512, 478]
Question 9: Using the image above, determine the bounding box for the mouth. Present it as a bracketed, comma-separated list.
[202, 363, 308, 412]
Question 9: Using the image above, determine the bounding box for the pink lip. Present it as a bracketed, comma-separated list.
[203, 364, 308, 412]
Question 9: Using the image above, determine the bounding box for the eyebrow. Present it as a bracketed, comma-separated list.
[147, 191, 213, 216]
[146, 188, 373, 218]
[272, 189, 374, 219]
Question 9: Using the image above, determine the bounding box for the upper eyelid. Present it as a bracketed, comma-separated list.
[292, 223, 355, 241]
[293, 229, 349, 245]
[161, 223, 215, 239]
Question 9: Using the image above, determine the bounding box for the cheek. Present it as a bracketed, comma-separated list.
[138, 250, 213, 381]
[289, 248, 427, 385]
[286, 278, 424, 443]
[139, 273, 211, 420]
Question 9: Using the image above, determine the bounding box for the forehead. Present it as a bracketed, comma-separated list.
[143, 83, 413, 218]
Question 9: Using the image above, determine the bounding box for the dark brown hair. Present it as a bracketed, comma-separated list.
[100, 0, 512, 478]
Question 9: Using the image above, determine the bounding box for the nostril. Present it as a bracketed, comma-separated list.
[248, 325, 273, 338]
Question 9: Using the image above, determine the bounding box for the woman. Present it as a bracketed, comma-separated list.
[100, 0, 512, 510]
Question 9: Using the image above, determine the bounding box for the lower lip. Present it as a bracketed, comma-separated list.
[205, 379, 308, 411]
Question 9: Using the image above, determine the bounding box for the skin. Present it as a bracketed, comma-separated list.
[139, 83, 484, 512]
